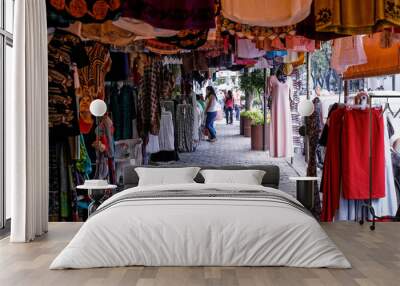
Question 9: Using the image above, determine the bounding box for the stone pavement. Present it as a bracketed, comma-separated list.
[172, 120, 307, 197]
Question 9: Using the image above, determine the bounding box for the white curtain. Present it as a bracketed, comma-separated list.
[8, 0, 48, 242]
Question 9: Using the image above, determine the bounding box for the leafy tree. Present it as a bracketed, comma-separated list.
[239, 69, 265, 110]
[310, 42, 341, 91]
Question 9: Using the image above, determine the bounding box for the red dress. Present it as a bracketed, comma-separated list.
[320, 108, 345, 222]
[341, 108, 385, 200]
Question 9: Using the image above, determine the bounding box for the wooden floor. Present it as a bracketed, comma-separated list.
[0, 222, 399, 286]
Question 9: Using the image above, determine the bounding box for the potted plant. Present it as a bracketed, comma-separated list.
[241, 110, 254, 137]
[250, 111, 265, 151]
[240, 110, 249, 136]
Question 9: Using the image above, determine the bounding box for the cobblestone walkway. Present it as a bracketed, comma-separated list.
[172, 120, 305, 196]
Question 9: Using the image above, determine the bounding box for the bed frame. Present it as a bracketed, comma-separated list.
[123, 165, 280, 189]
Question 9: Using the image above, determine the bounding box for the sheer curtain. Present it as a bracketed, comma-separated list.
[8, 0, 48, 242]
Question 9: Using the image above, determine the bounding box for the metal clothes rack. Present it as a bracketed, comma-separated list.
[359, 93, 400, 230]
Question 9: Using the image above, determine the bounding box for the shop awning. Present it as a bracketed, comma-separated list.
[343, 33, 400, 80]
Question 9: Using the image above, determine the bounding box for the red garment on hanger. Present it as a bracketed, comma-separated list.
[320, 108, 345, 222]
[341, 108, 385, 200]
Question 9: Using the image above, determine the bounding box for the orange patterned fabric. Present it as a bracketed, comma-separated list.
[343, 32, 400, 79]
[47, 0, 122, 24]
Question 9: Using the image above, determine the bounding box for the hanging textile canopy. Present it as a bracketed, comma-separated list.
[121, 0, 216, 30]
[81, 21, 137, 46]
[330, 35, 368, 74]
[221, 0, 312, 27]
[47, 0, 123, 27]
[315, 0, 400, 35]
[113, 17, 179, 39]
[343, 32, 400, 80]
[157, 29, 210, 50]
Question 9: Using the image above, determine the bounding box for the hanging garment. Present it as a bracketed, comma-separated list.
[220, 14, 297, 42]
[146, 134, 160, 154]
[105, 52, 129, 81]
[145, 39, 181, 56]
[137, 58, 162, 138]
[122, 0, 216, 30]
[80, 114, 97, 168]
[237, 38, 266, 59]
[336, 114, 398, 220]
[93, 115, 115, 181]
[81, 21, 136, 46]
[305, 97, 323, 218]
[192, 93, 201, 143]
[290, 69, 303, 153]
[159, 111, 175, 151]
[160, 66, 176, 99]
[161, 100, 176, 126]
[176, 104, 194, 153]
[102, 115, 116, 183]
[269, 75, 294, 158]
[330, 35, 367, 74]
[266, 50, 288, 59]
[75, 135, 92, 177]
[49, 140, 61, 222]
[108, 84, 136, 141]
[320, 107, 346, 222]
[315, 0, 400, 35]
[115, 139, 143, 182]
[78, 41, 112, 101]
[47, 0, 123, 25]
[342, 108, 386, 200]
[113, 17, 178, 38]
[48, 29, 89, 138]
[157, 29, 210, 50]
[221, 0, 312, 27]
[296, 2, 348, 41]
[285, 35, 316, 52]
[343, 32, 400, 80]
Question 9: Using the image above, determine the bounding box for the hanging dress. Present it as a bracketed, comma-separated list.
[269, 75, 294, 158]
[330, 35, 367, 74]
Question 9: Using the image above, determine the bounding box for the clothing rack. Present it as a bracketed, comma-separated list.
[359, 93, 400, 230]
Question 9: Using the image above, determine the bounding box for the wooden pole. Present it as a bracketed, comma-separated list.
[305, 53, 311, 163]
[263, 68, 268, 151]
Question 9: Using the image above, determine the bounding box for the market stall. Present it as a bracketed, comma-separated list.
[39, 1, 400, 227]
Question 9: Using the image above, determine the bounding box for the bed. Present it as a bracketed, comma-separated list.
[50, 165, 351, 269]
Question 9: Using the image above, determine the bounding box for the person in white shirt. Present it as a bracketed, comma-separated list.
[205, 86, 218, 142]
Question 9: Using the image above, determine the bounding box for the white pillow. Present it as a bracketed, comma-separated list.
[135, 167, 201, 186]
[200, 169, 266, 185]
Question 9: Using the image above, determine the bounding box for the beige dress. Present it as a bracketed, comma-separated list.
[269, 75, 294, 158]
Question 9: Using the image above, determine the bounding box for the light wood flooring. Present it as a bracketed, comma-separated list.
[0, 222, 399, 286]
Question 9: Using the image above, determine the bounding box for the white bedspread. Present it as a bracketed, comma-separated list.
[50, 183, 351, 269]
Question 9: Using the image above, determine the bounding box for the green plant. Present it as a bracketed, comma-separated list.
[240, 110, 251, 118]
[239, 69, 265, 111]
[248, 110, 264, 126]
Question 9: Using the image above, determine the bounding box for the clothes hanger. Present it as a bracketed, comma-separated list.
[382, 98, 395, 116]
[393, 106, 400, 118]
